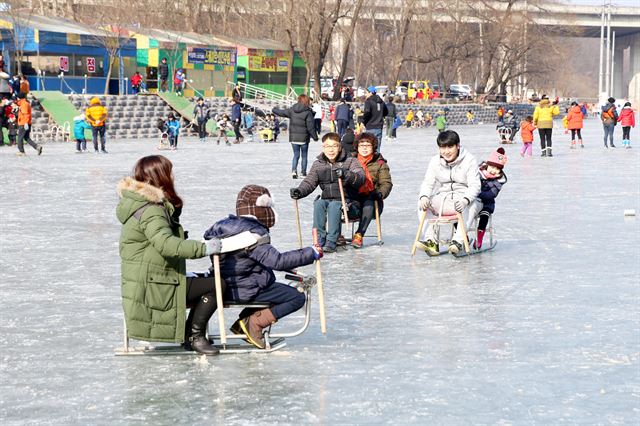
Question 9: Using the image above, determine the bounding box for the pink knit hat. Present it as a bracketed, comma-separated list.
[486, 147, 508, 169]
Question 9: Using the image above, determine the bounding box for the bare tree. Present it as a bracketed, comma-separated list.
[3, 0, 39, 75]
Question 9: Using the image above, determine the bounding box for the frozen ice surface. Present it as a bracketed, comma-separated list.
[1, 119, 639, 425]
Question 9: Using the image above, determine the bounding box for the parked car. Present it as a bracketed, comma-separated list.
[448, 84, 473, 100]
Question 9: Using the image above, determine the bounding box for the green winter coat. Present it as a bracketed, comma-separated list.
[116, 177, 207, 343]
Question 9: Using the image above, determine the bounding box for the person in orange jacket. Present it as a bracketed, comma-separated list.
[520, 115, 536, 157]
[566, 101, 584, 149]
[85, 97, 108, 153]
[16, 92, 42, 156]
[617, 102, 635, 148]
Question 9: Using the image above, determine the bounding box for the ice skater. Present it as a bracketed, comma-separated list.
[467, 147, 508, 250]
[566, 101, 584, 149]
[166, 113, 180, 150]
[203, 184, 323, 349]
[417, 130, 480, 255]
[86, 97, 108, 153]
[15, 92, 42, 156]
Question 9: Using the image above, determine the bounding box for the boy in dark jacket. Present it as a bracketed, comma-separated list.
[290, 133, 365, 252]
[204, 185, 322, 349]
[468, 147, 508, 249]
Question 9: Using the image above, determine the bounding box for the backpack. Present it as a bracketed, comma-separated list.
[601, 107, 615, 125]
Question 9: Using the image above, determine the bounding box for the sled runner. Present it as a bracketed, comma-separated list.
[451, 212, 497, 257]
[115, 233, 319, 356]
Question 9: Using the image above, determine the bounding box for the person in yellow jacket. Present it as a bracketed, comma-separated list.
[532, 95, 559, 157]
[85, 97, 108, 153]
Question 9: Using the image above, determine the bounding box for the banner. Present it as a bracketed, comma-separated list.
[248, 52, 289, 72]
[187, 47, 235, 66]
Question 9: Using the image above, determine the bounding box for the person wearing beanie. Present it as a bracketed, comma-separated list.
[566, 101, 585, 149]
[468, 147, 508, 250]
[203, 184, 323, 349]
[16, 91, 42, 156]
[601, 97, 618, 148]
[417, 130, 481, 255]
[73, 114, 92, 153]
[533, 95, 560, 157]
[362, 85, 388, 151]
[617, 102, 635, 148]
[85, 96, 108, 153]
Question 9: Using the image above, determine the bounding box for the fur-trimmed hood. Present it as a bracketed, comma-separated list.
[116, 177, 166, 224]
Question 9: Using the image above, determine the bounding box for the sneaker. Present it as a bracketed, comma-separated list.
[351, 233, 363, 248]
[541, 151, 547, 157]
[226, 141, 231, 146]
[580, 144, 584, 148]
[611, 144, 616, 148]
[323, 241, 337, 253]
[448, 240, 463, 254]
[422, 239, 439, 256]
[292, 171, 298, 179]
[37, 146, 43, 156]
[301, 171, 307, 177]
[94, 150, 99, 154]
[16, 152, 26, 157]
[336, 234, 347, 246]
[101, 149, 108, 154]
[76, 149, 82, 154]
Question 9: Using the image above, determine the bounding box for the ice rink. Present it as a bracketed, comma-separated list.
[1, 118, 639, 424]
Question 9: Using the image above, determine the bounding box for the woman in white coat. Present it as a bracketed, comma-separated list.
[417, 130, 481, 254]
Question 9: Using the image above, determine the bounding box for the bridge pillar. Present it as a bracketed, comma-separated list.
[616, 32, 640, 105]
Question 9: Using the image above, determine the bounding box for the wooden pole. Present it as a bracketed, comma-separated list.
[411, 210, 428, 256]
[294, 199, 303, 248]
[312, 228, 327, 334]
[337, 177, 349, 227]
[374, 199, 382, 243]
[456, 212, 471, 254]
[213, 255, 227, 346]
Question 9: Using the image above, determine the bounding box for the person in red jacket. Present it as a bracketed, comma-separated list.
[617, 102, 635, 149]
[566, 101, 585, 149]
[520, 115, 536, 157]
[130, 71, 143, 95]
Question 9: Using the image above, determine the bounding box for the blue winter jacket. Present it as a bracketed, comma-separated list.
[231, 103, 242, 123]
[73, 118, 91, 140]
[335, 103, 351, 122]
[477, 164, 507, 214]
[203, 215, 315, 301]
[167, 119, 180, 136]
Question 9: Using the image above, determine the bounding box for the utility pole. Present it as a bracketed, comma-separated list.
[610, 30, 616, 98]
[598, 1, 605, 96]
[605, 0, 612, 95]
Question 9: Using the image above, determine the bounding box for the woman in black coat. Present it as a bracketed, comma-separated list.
[273, 94, 319, 179]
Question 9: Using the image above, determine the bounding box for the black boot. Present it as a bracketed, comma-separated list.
[189, 293, 220, 355]
[182, 308, 195, 350]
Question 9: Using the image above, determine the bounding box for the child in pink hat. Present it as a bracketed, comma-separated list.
[467, 147, 508, 249]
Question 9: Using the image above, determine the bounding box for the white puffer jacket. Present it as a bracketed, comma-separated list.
[419, 147, 481, 202]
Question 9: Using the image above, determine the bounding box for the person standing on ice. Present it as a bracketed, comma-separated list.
[566, 101, 584, 149]
[601, 97, 618, 148]
[533, 95, 559, 157]
[272, 94, 318, 179]
[617, 102, 635, 148]
[290, 133, 365, 253]
[117, 155, 223, 356]
[203, 185, 323, 349]
[417, 130, 481, 255]
[362, 86, 388, 151]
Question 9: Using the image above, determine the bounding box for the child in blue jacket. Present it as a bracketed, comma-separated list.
[166, 113, 180, 150]
[468, 147, 508, 249]
[203, 184, 322, 349]
[73, 115, 92, 152]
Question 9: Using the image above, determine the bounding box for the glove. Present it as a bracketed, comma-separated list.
[23, 123, 29, 131]
[372, 191, 383, 201]
[290, 188, 303, 199]
[418, 196, 430, 211]
[454, 198, 470, 213]
[335, 168, 343, 179]
[204, 237, 222, 255]
[312, 244, 324, 260]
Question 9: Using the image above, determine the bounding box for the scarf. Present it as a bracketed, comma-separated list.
[357, 153, 375, 195]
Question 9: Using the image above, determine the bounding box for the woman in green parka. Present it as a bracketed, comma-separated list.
[116, 155, 222, 355]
